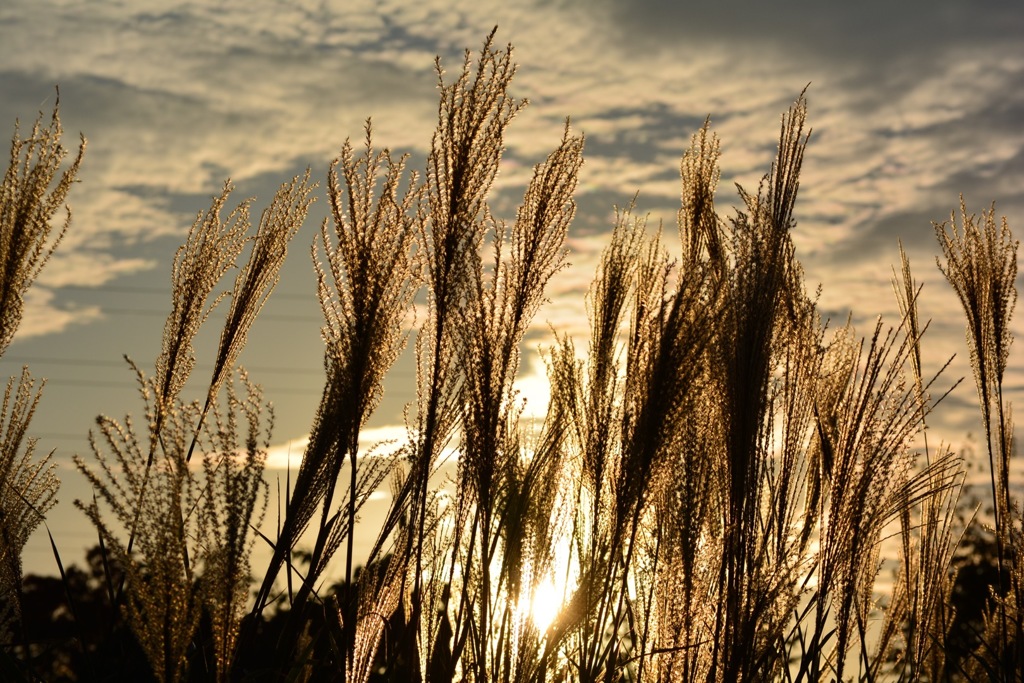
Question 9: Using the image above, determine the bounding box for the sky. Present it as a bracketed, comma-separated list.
[2, 0, 1023, 576]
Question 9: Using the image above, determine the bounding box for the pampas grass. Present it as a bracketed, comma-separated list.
[74, 175, 311, 682]
[4, 34, 1023, 683]
[937, 199, 1022, 680]
[0, 96, 81, 658]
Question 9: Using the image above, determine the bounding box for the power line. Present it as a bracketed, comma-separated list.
[99, 306, 321, 323]
[0, 356, 417, 379]
[55, 283, 314, 301]
[0, 355, 327, 376]
[46, 284, 323, 321]
[2, 377, 319, 397]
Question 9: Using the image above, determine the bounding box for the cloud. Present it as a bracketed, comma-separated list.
[264, 423, 412, 471]
[587, 0, 1024, 64]
[2, 0, 450, 293]
[9, 0, 1024, 586]
[3, 0, 1023, 462]
[14, 287, 103, 340]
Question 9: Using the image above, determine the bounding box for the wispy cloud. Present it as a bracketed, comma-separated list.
[16, 288, 102, 340]
[4, 0, 1024, 576]
[3, 0, 1020, 370]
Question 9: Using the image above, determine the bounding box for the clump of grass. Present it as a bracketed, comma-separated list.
[936, 198, 1022, 679]
[76, 361, 204, 683]
[0, 95, 85, 357]
[197, 370, 274, 681]
[10, 33, 1024, 683]
[871, 244, 964, 681]
[245, 123, 420, 678]
[0, 97, 82, 657]
[433, 120, 583, 683]
[194, 31, 581, 683]
[405, 34, 526, 669]
[74, 175, 312, 682]
[0, 369, 58, 642]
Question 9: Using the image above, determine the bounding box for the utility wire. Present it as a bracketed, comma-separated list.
[0, 355, 415, 380]
[0, 355, 326, 375]
[55, 283, 313, 301]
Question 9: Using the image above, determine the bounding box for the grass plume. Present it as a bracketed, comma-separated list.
[0, 97, 79, 660]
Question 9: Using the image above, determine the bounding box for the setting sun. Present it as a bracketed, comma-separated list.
[525, 574, 563, 632]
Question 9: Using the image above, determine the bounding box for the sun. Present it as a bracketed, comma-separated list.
[528, 574, 563, 632]
[518, 532, 576, 633]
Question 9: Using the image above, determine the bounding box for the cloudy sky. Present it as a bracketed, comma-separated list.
[3, 0, 1023, 574]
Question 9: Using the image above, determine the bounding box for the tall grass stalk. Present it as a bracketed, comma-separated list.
[881, 244, 963, 681]
[0, 97, 81, 663]
[0, 95, 85, 357]
[936, 198, 1021, 679]
[406, 34, 524, 677]
[246, 123, 419, 675]
[75, 175, 311, 682]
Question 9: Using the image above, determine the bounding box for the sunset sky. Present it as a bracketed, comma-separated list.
[2, 0, 1023, 575]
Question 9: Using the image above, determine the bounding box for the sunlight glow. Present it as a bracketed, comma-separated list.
[519, 525, 576, 633]
[528, 575, 563, 632]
